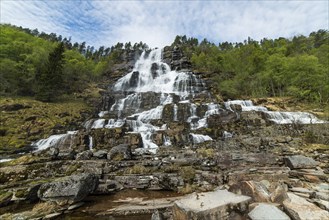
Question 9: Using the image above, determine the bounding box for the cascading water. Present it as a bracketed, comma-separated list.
[31, 48, 327, 153]
[93, 48, 209, 153]
[224, 100, 327, 124]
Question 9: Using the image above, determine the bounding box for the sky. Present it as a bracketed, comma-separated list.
[1, 0, 328, 48]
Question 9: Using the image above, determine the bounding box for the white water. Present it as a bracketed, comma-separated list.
[103, 48, 208, 152]
[225, 100, 326, 124]
[89, 136, 93, 150]
[0, 158, 13, 163]
[190, 133, 213, 144]
[33, 131, 77, 152]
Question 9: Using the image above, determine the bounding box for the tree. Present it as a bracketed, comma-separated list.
[35, 42, 65, 101]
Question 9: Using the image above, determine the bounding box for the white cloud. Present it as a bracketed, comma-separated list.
[1, 0, 328, 48]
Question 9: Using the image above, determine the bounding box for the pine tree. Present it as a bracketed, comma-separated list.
[35, 42, 65, 101]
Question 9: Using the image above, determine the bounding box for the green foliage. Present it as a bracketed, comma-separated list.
[35, 42, 65, 101]
[174, 29, 329, 103]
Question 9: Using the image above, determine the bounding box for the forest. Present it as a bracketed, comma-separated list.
[1, 24, 328, 103]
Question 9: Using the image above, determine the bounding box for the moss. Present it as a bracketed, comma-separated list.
[0, 191, 12, 203]
[197, 147, 215, 158]
[163, 164, 180, 173]
[179, 166, 196, 183]
[125, 164, 151, 174]
[178, 183, 198, 194]
[65, 163, 82, 175]
[0, 96, 92, 153]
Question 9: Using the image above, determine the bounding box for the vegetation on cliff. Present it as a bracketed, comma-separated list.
[173, 31, 329, 103]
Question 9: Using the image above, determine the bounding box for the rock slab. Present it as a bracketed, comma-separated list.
[283, 192, 329, 220]
[248, 203, 290, 220]
[284, 155, 319, 169]
[173, 189, 251, 220]
[38, 174, 98, 204]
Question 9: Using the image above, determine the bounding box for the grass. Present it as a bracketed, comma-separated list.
[0, 96, 92, 153]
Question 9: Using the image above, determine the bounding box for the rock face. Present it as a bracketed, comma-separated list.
[284, 155, 319, 169]
[248, 203, 290, 220]
[173, 189, 251, 220]
[38, 174, 99, 204]
[107, 144, 132, 160]
[283, 192, 329, 220]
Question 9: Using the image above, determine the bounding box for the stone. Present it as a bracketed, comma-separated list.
[248, 203, 290, 220]
[229, 180, 271, 202]
[173, 189, 251, 220]
[284, 155, 319, 169]
[0, 191, 12, 207]
[107, 144, 132, 160]
[67, 202, 85, 210]
[38, 174, 99, 205]
[75, 150, 93, 160]
[43, 212, 62, 219]
[270, 184, 288, 204]
[151, 209, 164, 220]
[93, 150, 108, 159]
[283, 192, 329, 220]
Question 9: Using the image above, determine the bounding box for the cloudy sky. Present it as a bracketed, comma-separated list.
[1, 0, 328, 48]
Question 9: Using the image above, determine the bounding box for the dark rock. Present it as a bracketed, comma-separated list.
[151, 209, 164, 220]
[75, 150, 93, 160]
[107, 144, 132, 160]
[1, 103, 31, 111]
[284, 155, 319, 169]
[38, 174, 99, 205]
[0, 191, 13, 207]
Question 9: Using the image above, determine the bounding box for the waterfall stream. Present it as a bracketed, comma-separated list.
[32, 49, 327, 153]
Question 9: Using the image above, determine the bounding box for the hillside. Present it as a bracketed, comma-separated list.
[0, 25, 328, 219]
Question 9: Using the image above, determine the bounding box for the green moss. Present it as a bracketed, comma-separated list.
[0, 191, 12, 203]
[0, 96, 92, 153]
[197, 147, 215, 158]
[179, 166, 196, 182]
[124, 164, 151, 174]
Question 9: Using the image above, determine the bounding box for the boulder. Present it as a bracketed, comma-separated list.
[107, 144, 132, 160]
[38, 174, 98, 205]
[75, 150, 93, 160]
[248, 203, 290, 220]
[93, 150, 108, 159]
[284, 155, 319, 169]
[229, 180, 271, 202]
[173, 189, 251, 220]
[283, 192, 329, 220]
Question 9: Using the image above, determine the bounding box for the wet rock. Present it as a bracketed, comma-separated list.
[38, 174, 98, 205]
[248, 203, 290, 220]
[284, 155, 319, 169]
[151, 209, 164, 220]
[75, 150, 93, 160]
[173, 189, 251, 220]
[49, 147, 59, 160]
[283, 192, 329, 220]
[107, 144, 132, 161]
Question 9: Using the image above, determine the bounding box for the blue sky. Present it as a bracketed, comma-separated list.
[1, 0, 328, 48]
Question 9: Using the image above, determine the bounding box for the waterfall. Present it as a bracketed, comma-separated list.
[190, 133, 213, 144]
[33, 131, 77, 152]
[224, 100, 327, 124]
